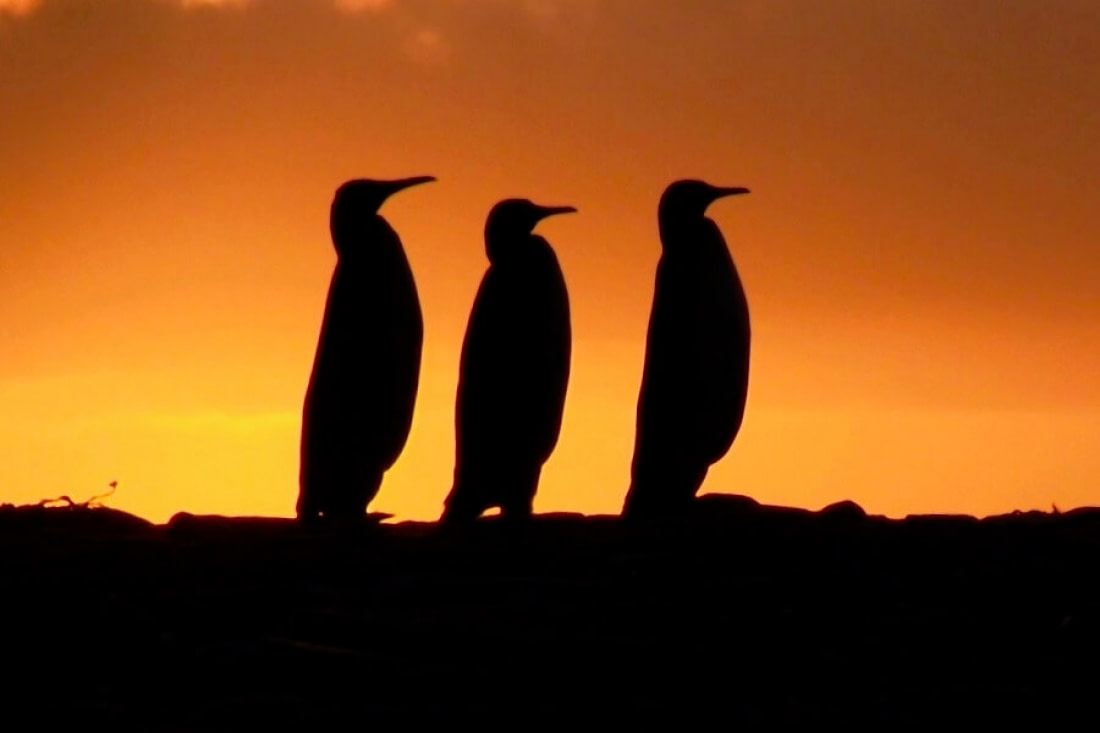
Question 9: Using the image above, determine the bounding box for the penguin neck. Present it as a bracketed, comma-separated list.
[486, 233, 549, 269]
[331, 218, 401, 264]
[659, 215, 717, 258]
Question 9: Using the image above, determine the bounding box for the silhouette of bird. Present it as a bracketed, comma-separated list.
[298, 176, 435, 523]
[622, 179, 752, 523]
[441, 199, 577, 525]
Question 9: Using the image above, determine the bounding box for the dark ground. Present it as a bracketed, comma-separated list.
[2, 493, 1098, 728]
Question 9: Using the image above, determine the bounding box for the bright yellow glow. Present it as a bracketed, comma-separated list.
[0, 0, 40, 18]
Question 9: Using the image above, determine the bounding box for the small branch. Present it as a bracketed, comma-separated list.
[86, 481, 118, 508]
[35, 481, 119, 510]
[38, 495, 78, 508]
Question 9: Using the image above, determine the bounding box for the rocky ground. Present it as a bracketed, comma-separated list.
[2, 494, 1098, 728]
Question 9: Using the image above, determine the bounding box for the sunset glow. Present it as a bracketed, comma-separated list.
[2, 0, 1097, 522]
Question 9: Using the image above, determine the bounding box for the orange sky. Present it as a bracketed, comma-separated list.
[2, 0, 1098, 522]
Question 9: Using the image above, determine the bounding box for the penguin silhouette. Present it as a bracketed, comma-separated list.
[441, 199, 577, 525]
[622, 179, 752, 522]
[298, 176, 435, 523]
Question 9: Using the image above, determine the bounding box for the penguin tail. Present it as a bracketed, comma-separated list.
[440, 482, 484, 526]
[621, 479, 656, 522]
[296, 489, 321, 523]
[621, 481, 687, 526]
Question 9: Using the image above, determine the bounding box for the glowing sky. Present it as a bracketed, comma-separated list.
[2, 0, 1098, 522]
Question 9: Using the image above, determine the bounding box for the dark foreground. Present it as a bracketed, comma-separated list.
[2, 494, 1099, 728]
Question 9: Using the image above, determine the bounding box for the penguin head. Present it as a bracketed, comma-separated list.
[329, 175, 436, 255]
[484, 198, 577, 264]
[658, 178, 750, 232]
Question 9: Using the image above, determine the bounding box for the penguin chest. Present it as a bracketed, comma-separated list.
[647, 261, 749, 431]
[482, 268, 566, 359]
[462, 270, 570, 437]
[309, 271, 420, 414]
[673, 257, 747, 363]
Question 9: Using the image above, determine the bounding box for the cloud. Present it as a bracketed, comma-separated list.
[0, 0, 392, 15]
[176, 0, 254, 7]
[3, 0, 598, 18]
[492, 0, 597, 23]
[0, 0, 42, 17]
[1, 0, 596, 65]
[521, 0, 560, 21]
[403, 26, 450, 65]
[333, 0, 392, 13]
[1, 0, 256, 13]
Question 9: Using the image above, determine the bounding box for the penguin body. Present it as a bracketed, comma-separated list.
[298, 176, 434, 522]
[623, 179, 752, 522]
[442, 199, 576, 524]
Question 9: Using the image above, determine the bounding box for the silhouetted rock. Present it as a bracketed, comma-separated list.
[1061, 506, 1100, 528]
[0, 503, 153, 538]
[167, 512, 394, 537]
[981, 509, 1054, 525]
[696, 491, 760, 513]
[904, 512, 980, 524]
[167, 512, 299, 531]
[819, 499, 867, 522]
[2, 499, 1098, 727]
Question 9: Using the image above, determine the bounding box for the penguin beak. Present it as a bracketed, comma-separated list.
[534, 205, 579, 221]
[710, 186, 751, 200]
[365, 175, 437, 212]
[386, 175, 437, 195]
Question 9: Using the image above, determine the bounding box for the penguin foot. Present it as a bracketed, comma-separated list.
[296, 509, 324, 527]
[621, 498, 695, 528]
[499, 504, 534, 524]
[439, 506, 482, 528]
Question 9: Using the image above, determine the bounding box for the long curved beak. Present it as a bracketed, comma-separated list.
[711, 186, 751, 200]
[535, 204, 579, 220]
